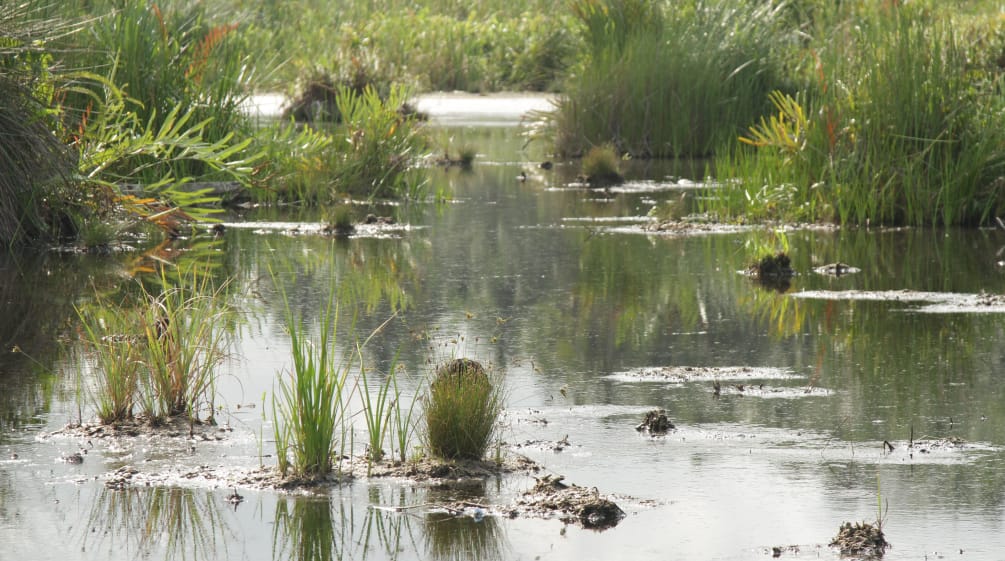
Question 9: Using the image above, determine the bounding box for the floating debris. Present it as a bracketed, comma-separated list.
[635, 409, 674, 434]
[516, 474, 625, 530]
[830, 520, 889, 557]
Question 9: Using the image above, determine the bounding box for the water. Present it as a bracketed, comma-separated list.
[3, 97, 1005, 560]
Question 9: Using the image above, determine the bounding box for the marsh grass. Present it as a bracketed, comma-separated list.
[555, 0, 787, 158]
[76, 307, 140, 424]
[358, 361, 394, 465]
[424, 358, 502, 461]
[272, 271, 352, 478]
[710, 4, 1005, 227]
[76, 265, 232, 425]
[138, 268, 232, 423]
[390, 372, 422, 463]
[581, 144, 624, 186]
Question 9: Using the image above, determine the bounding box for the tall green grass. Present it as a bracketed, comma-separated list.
[254, 85, 426, 204]
[710, 4, 1005, 227]
[272, 273, 352, 478]
[76, 265, 233, 425]
[554, 0, 788, 158]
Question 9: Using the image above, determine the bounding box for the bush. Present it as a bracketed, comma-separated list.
[424, 358, 501, 461]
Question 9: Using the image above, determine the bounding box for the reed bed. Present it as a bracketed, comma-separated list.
[708, 3, 1005, 227]
[554, 0, 787, 158]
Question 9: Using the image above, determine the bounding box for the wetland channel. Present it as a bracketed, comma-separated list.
[3, 94, 1005, 560]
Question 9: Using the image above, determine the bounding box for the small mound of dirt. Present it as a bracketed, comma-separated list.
[516, 474, 625, 530]
[635, 409, 674, 434]
[49, 416, 231, 441]
[830, 521, 890, 557]
[747, 252, 794, 292]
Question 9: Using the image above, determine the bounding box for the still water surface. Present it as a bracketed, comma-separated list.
[2, 99, 1005, 560]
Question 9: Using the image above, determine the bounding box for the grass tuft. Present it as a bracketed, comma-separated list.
[424, 358, 502, 461]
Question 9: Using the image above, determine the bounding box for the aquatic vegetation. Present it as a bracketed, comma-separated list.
[324, 205, 356, 236]
[423, 358, 502, 461]
[272, 283, 352, 478]
[137, 268, 233, 422]
[711, 4, 1005, 227]
[554, 0, 787, 158]
[580, 144, 624, 187]
[358, 361, 395, 464]
[63, 0, 257, 184]
[76, 307, 141, 425]
[76, 265, 233, 424]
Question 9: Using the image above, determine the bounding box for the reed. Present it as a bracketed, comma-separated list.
[423, 358, 502, 461]
[358, 360, 394, 464]
[75, 264, 232, 425]
[76, 305, 141, 424]
[555, 0, 787, 158]
[137, 267, 232, 422]
[710, 4, 1005, 227]
[272, 274, 352, 478]
[390, 377, 420, 464]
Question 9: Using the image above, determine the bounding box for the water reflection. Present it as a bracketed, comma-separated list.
[423, 512, 507, 561]
[82, 487, 231, 560]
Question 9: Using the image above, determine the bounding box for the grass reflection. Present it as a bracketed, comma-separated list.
[423, 512, 507, 561]
[83, 487, 230, 561]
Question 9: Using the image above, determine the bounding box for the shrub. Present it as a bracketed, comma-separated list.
[424, 358, 501, 461]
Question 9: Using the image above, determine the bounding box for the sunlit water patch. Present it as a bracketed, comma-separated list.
[792, 289, 1005, 313]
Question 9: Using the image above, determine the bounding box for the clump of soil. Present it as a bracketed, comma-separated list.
[51, 416, 230, 441]
[749, 252, 794, 279]
[636, 409, 674, 434]
[747, 252, 795, 292]
[515, 474, 625, 530]
[830, 520, 890, 557]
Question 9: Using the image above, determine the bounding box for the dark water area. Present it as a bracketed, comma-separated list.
[4, 99, 1005, 560]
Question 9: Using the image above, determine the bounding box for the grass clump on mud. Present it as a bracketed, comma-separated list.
[581, 145, 625, 188]
[424, 358, 502, 461]
[76, 266, 233, 426]
[271, 275, 352, 479]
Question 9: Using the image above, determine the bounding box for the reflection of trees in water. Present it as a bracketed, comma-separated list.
[0, 251, 110, 441]
[82, 487, 231, 561]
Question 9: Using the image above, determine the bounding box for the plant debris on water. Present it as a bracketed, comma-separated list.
[830, 520, 890, 557]
[515, 474, 626, 530]
[635, 409, 674, 434]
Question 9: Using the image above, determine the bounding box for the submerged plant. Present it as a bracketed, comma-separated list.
[423, 358, 502, 461]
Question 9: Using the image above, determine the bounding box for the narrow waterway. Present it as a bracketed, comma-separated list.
[3, 96, 1005, 561]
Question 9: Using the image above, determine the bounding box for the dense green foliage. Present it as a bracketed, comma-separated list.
[424, 358, 501, 461]
[708, 3, 1005, 227]
[6, 0, 1005, 247]
[554, 0, 787, 158]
